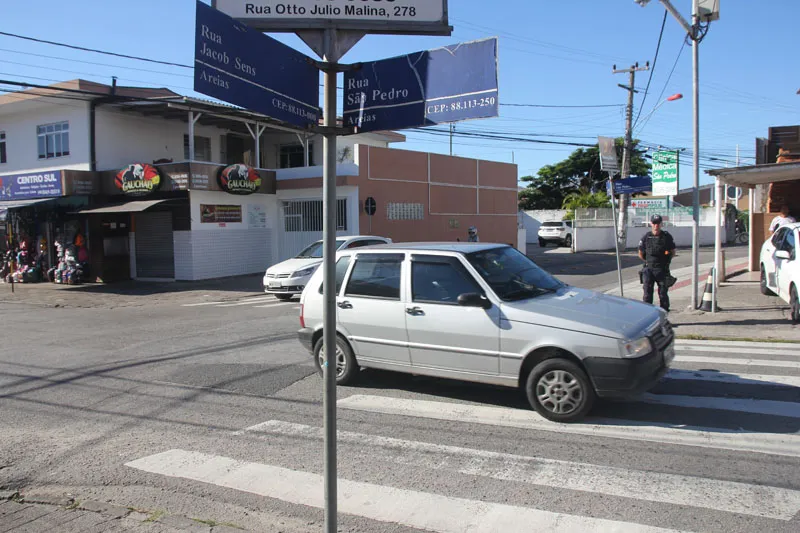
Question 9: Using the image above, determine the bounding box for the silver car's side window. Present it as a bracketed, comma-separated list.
[318, 256, 352, 295]
[344, 254, 403, 300]
[411, 256, 483, 305]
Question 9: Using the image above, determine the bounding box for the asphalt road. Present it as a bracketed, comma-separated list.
[0, 252, 798, 532]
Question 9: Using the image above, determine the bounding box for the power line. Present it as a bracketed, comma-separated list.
[501, 103, 623, 109]
[0, 31, 193, 69]
[633, 10, 668, 129]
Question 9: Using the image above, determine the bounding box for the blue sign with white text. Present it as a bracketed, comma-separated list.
[194, 1, 319, 128]
[344, 38, 499, 133]
[606, 176, 652, 195]
[0, 170, 63, 201]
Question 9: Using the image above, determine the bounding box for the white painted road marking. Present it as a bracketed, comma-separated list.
[640, 393, 800, 418]
[126, 449, 689, 533]
[675, 355, 800, 370]
[215, 296, 284, 308]
[338, 395, 800, 458]
[676, 344, 800, 357]
[181, 301, 225, 307]
[666, 368, 800, 388]
[676, 339, 800, 352]
[241, 420, 800, 520]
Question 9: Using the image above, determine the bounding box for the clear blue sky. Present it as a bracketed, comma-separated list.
[2, 0, 798, 188]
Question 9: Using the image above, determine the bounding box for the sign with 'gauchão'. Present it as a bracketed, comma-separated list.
[218, 164, 262, 195]
[115, 164, 161, 196]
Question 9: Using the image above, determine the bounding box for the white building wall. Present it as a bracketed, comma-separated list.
[0, 101, 91, 176]
[95, 107, 229, 171]
[186, 190, 276, 280]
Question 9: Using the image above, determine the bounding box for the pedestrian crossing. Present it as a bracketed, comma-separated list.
[126, 340, 800, 532]
[181, 295, 298, 309]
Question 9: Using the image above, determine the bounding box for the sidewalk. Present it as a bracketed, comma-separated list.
[0, 492, 244, 532]
[0, 274, 265, 309]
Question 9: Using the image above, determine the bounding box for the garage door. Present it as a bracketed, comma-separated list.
[135, 211, 174, 279]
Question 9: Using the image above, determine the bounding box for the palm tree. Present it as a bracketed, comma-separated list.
[562, 191, 611, 220]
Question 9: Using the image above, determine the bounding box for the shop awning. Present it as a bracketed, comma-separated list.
[0, 197, 61, 210]
[706, 161, 800, 188]
[75, 199, 174, 214]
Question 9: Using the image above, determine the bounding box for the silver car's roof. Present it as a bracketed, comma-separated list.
[348, 242, 509, 254]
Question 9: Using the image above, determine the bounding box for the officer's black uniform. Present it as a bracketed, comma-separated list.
[638, 216, 675, 311]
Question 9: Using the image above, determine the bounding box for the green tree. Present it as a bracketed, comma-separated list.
[561, 190, 612, 220]
[518, 138, 650, 210]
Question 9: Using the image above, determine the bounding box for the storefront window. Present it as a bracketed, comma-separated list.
[183, 135, 212, 161]
[37, 122, 69, 159]
[283, 199, 346, 232]
[279, 143, 313, 169]
[0, 131, 6, 164]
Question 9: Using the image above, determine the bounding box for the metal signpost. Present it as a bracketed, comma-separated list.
[364, 196, 377, 234]
[198, 3, 465, 532]
[343, 38, 499, 132]
[598, 136, 625, 297]
[651, 150, 679, 197]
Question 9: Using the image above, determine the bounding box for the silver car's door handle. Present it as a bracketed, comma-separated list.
[337, 301, 353, 309]
[405, 306, 424, 316]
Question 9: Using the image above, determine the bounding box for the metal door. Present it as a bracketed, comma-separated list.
[135, 211, 174, 279]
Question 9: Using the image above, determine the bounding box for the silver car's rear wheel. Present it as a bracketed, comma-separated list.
[526, 358, 595, 422]
[313, 335, 359, 385]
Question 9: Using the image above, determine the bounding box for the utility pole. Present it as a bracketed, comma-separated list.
[612, 62, 650, 250]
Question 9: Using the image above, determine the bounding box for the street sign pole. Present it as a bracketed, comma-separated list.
[608, 178, 624, 298]
[321, 28, 340, 533]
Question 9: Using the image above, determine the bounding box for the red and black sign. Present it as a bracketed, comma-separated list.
[218, 164, 261, 195]
[115, 163, 161, 196]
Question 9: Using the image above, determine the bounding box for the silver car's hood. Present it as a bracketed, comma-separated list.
[501, 286, 662, 340]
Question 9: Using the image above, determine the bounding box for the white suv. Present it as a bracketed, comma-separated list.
[298, 242, 673, 422]
[263, 236, 391, 301]
[538, 221, 573, 248]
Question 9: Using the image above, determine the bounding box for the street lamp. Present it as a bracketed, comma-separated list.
[635, 0, 719, 310]
[636, 93, 683, 130]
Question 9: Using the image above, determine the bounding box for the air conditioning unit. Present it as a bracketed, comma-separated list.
[697, 0, 720, 22]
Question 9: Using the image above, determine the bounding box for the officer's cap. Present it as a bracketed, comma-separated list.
[651, 214, 663, 224]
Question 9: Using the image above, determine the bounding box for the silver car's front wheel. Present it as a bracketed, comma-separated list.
[526, 358, 595, 422]
[313, 335, 359, 385]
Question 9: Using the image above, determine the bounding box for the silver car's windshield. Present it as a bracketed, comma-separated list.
[467, 246, 564, 301]
[296, 239, 347, 258]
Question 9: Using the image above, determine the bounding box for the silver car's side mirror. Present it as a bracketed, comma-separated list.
[458, 293, 492, 310]
[775, 250, 792, 261]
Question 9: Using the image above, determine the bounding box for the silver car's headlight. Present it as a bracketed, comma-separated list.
[293, 265, 318, 278]
[619, 336, 652, 358]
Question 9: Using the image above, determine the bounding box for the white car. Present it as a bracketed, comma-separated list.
[263, 236, 391, 301]
[538, 221, 573, 248]
[760, 222, 800, 322]
[298, 242, 673, 422]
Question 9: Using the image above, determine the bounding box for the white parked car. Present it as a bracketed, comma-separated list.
[538, 221, 573, 248]
[760, 222, 800, 322]
[298, 242, 673, 422]
[263, 236, 391, 301]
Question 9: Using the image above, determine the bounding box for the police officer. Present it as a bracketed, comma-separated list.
[638, 214, 676, 311]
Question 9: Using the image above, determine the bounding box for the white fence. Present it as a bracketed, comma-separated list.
[574, 226, 717, 252]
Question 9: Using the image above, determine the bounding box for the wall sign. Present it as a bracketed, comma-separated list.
[0, 170, 63, 200]
[200, 204, 243, 224]
[219, 164, 261, 195]
[115, 163, 161, 196]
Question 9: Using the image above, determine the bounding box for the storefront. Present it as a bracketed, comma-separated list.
[78, 161, 277, 282]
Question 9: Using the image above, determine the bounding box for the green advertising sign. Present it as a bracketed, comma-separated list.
[652, 151, 679, 196]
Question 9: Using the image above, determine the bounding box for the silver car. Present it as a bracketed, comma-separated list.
[298, 243, 674, 422]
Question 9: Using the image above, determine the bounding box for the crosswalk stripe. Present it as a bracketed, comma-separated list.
[675, 355, 800, 370]
[676, 339, 800, 351]
[215, 296, 283, 307]
[240, 420, 800, 520]
[639, 393, 800, 418]
[126, 449, 688, 533]
[253, 302, 295, 309]
[181, 301, 225, 307]
[338, 395, 800, 458]
[676, 345, 800, 357]
[666, 368, 800, 388]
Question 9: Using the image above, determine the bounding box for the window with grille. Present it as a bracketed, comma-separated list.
[279, 143, 313, 168]
[183, 135, 212, 161]
[37, 122, 69, 159]
[283, 199, 347, 232]
[0, 131, 6, 164]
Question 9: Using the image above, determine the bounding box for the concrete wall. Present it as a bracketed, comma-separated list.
[182, 190, 277, 280]
[521, 210, 568, 243]
[0, 101, 91, 176]
[95, 108, 229, 171]
[574, 226, 717, 252]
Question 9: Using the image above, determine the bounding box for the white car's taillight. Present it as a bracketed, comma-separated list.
[299, 304, 305, 328]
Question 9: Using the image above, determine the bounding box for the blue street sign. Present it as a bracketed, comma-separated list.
[194, 1, 319, 128]
[606, 175, 652, 195]
[343, 38, 499, 133]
